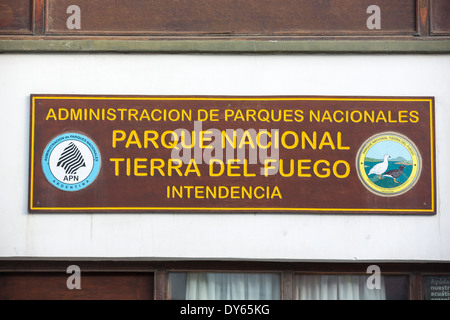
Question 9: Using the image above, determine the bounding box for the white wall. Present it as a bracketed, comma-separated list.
[1, 53, 449, 261]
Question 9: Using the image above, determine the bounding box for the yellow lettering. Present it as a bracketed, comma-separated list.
[185, 159, 201, 176]
[224, 109, 234, 121]
[337, 132, 350, 150]
[410, 110, 419, 123]
[150, 159, 165, 176]
[112, 130, 126, 148]
[302, 131, 317, 149]
[238, 131, 256, 149]
[313, 160, 330, 178]
[227, 159, 241, 177]
[139, 109, 150, 121]
[181, 130, 196, 148]
[168, 159, 183, 176]
[200, 130, 213, 149]
[46, 108, 57, 120]
[318, 132, 335, 150]
[309, 110, 320, 122]
[222, 130, 237, 148]
[58, 108, 69, 120]
[398, 110, 408, 123]
[151, 109, 162, 121]
[271, 186, 282, 199]
[333, 160, 350, 178]
[209, 159, 225, 177]
[321, 110, 332, 122]
[144, 130, 159, 148]
[126, 158, 131, 176]
[333, 110, 344, 123]
[364, 110, 375, 123]
[125, 130, 142, 148]
[243, 159, 256, 177]
[198, 109, 208, 121]
[234, 110, 245, 121]
[161, 130, 177, 149]
[219, 186, 229, 198]
[376, 111, 387, 122]
[279, 159, 294, 177]
[195, 186, 204, 198]
[134, 158, 147, 176]
[257, 131, 271, 149]
[294, 110, 304, 122]
[281, 131, 299, 149]
[231, 186, 240, 199]
[246, 109, 256, 122]
[254, 187, 265, 199]
[297, 159, 311, 177]
[263, 159, 277, 177]
[110, 158, 124, 176]
[107, 108, 116, 121]
[70, 108, 82, 120]
[388, 111, 397, 123]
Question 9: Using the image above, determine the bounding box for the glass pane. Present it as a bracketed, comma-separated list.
[169, 272, 280, 300]
[384, 275, 409, 300]
[423, 276, 450, 300]
[295, 274, 408, 300]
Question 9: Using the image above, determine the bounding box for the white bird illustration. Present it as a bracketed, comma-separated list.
[368, 154, 391, 179]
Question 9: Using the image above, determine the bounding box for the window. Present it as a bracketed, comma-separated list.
[169, 272, 281, 300]
[295, 274, 409, 300]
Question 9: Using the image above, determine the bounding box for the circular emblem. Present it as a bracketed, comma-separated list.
[42, 132, 101, 191]
[356, 132, 421, 196]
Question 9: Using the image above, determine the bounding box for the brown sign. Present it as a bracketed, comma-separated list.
[29, 95, 436, 214]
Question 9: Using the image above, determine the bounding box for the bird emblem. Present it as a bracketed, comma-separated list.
[368, 154, 390, 179]
[383, 165, 405, 184]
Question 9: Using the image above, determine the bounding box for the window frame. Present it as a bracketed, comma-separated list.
[1, 260, 449, 300]
[0, 0, 449, 53]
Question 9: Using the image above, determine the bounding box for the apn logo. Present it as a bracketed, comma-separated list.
[42, 133, 101, 191]
[57, 142, 87, 180]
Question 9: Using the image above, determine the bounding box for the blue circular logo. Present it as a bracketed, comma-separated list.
[42, 133, 101, 191]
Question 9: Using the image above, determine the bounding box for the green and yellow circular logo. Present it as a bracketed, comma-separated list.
[356, 132, 421, 196]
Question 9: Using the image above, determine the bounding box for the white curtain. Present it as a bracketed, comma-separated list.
[185, 272, 280, 300]
[295, 275, 386, 300]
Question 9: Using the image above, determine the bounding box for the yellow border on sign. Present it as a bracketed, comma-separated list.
[29, 96, 435, 213]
